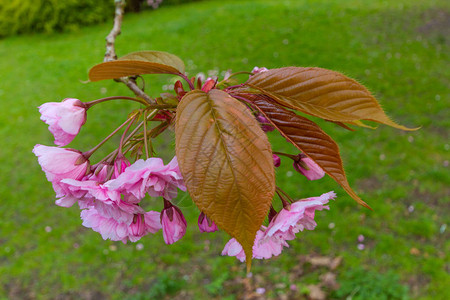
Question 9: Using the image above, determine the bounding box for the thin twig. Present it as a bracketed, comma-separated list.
[119, 77, 155, 104]
[103, 0, 156, 105]
[83, 116, 134, 158]
[143, 110, 149, 159]
[104, 0, 126, 62]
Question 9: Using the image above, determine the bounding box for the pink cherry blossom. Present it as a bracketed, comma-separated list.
[60, 178, 121, 203]
[198, 212, 218, 233]
[33, 145, 89, 197]
[264, 191, 336, 242]
[128, 213, 162, 242]
[222, 191, 335, 262]
[293, 154, 325, 180]
[81, 207, 129, 242]
[161, 201, 186, 244]
[57, 178, 145, 224]
[39, 98, 87, 146]
[221, 237, 246, 262]
[144, 211, 163, 234]
[81, 207, 161, 243]
[106, 156, 185, 200]
[222, 227, 289, 262]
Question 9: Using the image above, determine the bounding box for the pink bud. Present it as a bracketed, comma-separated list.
[358, 234, 365, 242]
[293, 154, 325, 180]
[198, 212, 218, 233]
[255, 114, 269, 124]
[114, 156, 131, 178]
[255, 114, 275, 132]
[39, 98, 87, 146]
[273, 154, 281, 168]
[88, 164, 110, 182]
[161, 201, 187, 244]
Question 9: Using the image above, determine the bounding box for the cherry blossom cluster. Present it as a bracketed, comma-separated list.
[34, 68, 334, 261]
[222, 192, 335, 261]
[34, 97, 189, 244]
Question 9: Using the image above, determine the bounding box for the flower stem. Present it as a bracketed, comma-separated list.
[83, 117, 135, 158]
[224, 83, 245, 90]
[180, 73, 195, 90]
[268, 206, 277, 222]
[92, 150, 117, 169]
[84, 96, 148, 108]
[276, 186, 295, 204]
[273, 151, 297, 160]
[118, 115, 137, 155]
[84, 96, 178, 109]
[143, 110, 149, 159]
[276, 189, 290, 208]
[123, 109, 159, 143]
[230, 94, 255, 107]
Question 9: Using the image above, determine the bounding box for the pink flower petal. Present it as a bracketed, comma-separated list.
[39, 98, 86, 146]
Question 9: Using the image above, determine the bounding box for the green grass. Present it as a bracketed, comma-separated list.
[0, 0, 449, 299]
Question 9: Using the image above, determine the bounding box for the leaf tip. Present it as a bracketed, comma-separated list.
[245, 256, 252, 273]
[360, 200, 373, 210]
[402, 125, 421, 131]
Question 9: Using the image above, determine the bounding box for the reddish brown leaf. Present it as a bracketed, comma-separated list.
[246, 94, 369, 208]
[175, 89, 275, 269]
[89, 51, 185, 82]
[245, 67, 416, 130]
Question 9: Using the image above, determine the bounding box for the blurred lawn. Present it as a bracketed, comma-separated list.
[0, 0, 449, 299]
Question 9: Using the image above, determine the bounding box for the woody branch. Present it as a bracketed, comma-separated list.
[104, 0, 155, 104]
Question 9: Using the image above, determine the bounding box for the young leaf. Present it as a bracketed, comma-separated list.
[175, 89, 275, 268]
[244, 67, 415, 130]
[89, 50, 185, 82]
[246, 94, 370, 209]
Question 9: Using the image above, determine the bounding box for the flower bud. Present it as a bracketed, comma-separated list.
[293, 154, 325, 180]
[114, 155, 131, 178]
[129, 214, 146, 239]
[273, 154, 281, 168]
[161, 200, 187, 244]
[198, 212, 218, 233]
[255, 114, 275, 132]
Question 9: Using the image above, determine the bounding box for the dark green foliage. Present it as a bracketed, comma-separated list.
[125, 272, 186, 299]
[0, 0, 114, 37]
[126, 0, 203, 12]
[163, 0, 203, 5]
[333, 268, 409, 300]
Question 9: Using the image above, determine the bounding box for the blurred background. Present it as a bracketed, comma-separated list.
[0, 0, 448, 299]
